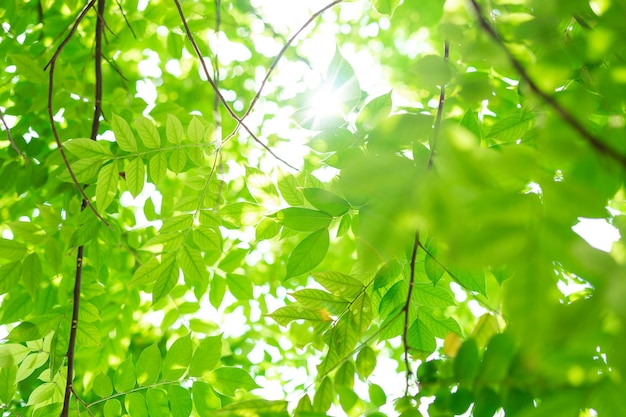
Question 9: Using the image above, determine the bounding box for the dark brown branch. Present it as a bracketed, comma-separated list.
[61, 0, 106, 415]
[45, 0, 108, 227]
[402, 231, 421, 395]
[427, 40, 449, 169]
[0, 108, 27, 161]
[468, 0, 626, 168]
[172, 0, 298, 170]
[60, 243, 85, 417]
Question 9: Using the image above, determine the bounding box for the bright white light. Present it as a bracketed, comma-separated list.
[573, 218, 620, 252]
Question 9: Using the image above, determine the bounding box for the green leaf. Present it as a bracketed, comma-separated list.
[356, 346, 377, 378]
[226, 274, 254, 300]
[424, 242, 444, 286]
[64, 138, 113, 159]
[76, 322, 101, 347]
[0, 365, 17, 404]
[454, 339, 479, 384]
[166, 114, 184, 144]
[407, 319, 436, 354]
[8, 53, 46, 84]
[326, 46, 361, 113]
[351, 292, 372, 334]
[373, 0, 401, 15]
[302, 188, 350, 216]
[188, 116, 205, 143]
[356, 90, 392, 132]
[136, 343, 161, 386]
[93, 372, 113, 398]
[114, 358, 136, 392]
[369, 383, 387, 407]
[163, 335, 192, 379]
[104, 399, 122, 417]
[192, 226, 222, 253]
[478, 333, 516, 383]
[152, 262, 178, 302]
[126, 157, 145, 198]
[16, 352, 47, 381]
[168, 385, 192, 417]
[208, 367, 260, 396]
[285, 229, 330, 279]
[126, 392, 148, 417]
[189, 335, 222, 377]
[221, 202, 265, 227]
[96, 160, 119, 212]
[486, 111, 534, 142]
[256, 218, 281, 241]
[0, 344, 30, 367]
[313, 376, 333, 413]
[267, 306, 329, 327]
[149, 152, 168, 185]
[452, 269, 487, 296]
[0, 239, 27, 261]
[312, 271, 363, 299]
[21, 252, 42, 297]
[335, 361, 355, 389]
[412, 283, 456, 307]
[276, 207, 332, 231]
[277, 174, 304, 206]
[460, 108, 482, 140]
[192, 381, 220, 413]
[169, 148, 187, 173]
[146, 388, 170, 417]
[289, 289, 349, 314]
[134, 115, 160, 149]
[178, 245, 209, 286]
[112, 114, 138, 152]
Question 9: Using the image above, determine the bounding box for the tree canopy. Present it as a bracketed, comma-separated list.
[1, 0, 626, 416]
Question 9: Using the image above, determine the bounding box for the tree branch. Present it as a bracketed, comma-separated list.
[45, 0, 109, 227]
[0, 108, 27, 161]
[468, 0, 626, 168]
[428, 40, 449, 169]
[60, 0, 106, 415]
[402, 231, 420, 395]
[172, 0, 298, 170]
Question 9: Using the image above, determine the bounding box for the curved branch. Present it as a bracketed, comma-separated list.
[468, 0, 626, 168]
[172, 0, 297, 170]
[0, 108, 27, 161]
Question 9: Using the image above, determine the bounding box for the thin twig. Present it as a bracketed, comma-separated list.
[60, 0, 106, 415]
[0, 108, 27, 160]
[427, 40, 449, 168]
[115, 0, 136, 38]
[221, 0, 343, 147]
[172, 0, 297, 170]
[242, 0, 344, 121]
[402, 231, 420, 395]
[468, 0, 626, 168]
